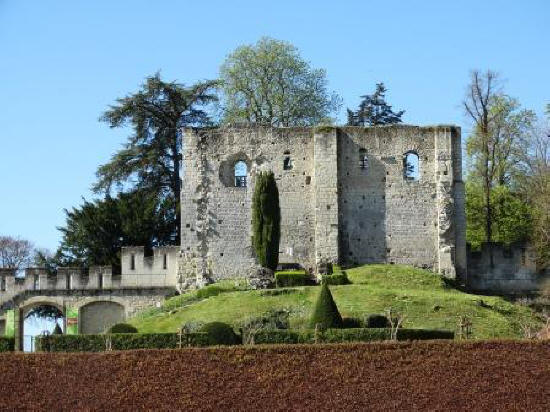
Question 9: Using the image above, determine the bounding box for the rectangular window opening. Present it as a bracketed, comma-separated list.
[130, 254, 136, 270]
[163, 254, 167, 270]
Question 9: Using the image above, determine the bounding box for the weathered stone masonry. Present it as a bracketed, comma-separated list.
[180, 125, 467, 283]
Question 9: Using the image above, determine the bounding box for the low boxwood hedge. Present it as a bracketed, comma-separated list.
[0, 337, 14, 352]
[36, 332, 209, 352]
[108, 323, 138, 334]
[275, 272, 309, 287]
[199, 322, 240, 345]
[250, 328, 454, 345]
[321, 272, 350, 285]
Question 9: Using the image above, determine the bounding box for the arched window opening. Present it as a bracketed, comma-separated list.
[403, 151, 420, 181]
[359, 149, 368, 171]
[234, 161, 247, 187]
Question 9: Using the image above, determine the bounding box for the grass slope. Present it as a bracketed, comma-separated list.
[129, 265, 540, 339]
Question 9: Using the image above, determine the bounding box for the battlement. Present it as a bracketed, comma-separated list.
[0, 246, 180, 306]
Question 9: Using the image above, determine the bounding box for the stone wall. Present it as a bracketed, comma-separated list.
[467, 243, 550, 294]
[336, 125, 464, 278]
[181, 126, 317, 281]
[180, 125, 465, 282]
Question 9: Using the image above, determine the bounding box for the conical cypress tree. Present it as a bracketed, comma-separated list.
[251, 171, 281, 270]
[309, 283, 343, 329]
[52, 323, 63, 335]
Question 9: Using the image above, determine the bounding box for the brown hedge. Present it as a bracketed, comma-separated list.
[0, 340, 549, 411]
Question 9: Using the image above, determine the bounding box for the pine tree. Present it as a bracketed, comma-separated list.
[309, 283, 343, 329]
[347, 83, 404, 126]
[251, 171, 281, 270]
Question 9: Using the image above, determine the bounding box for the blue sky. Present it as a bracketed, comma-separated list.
[0, 0, 548, 253]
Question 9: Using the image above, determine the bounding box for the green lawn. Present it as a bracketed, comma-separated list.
[129, 264, 541, 339]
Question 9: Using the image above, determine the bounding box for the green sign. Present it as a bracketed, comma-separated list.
[4, 310, 14, 337]
[66, 307, 78, 335]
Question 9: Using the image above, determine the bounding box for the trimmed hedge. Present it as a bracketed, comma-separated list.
[341, 317, 362, 329]
[199, 322, 240, 346]
[365, 314, 390, 328]
[275, 272, 309, 287]
[36, 333, 209, 352]
[321, 272, 350, 285]
[309, 283, 343, 329]
[0, 337, 14, 352]
[251, 328, 454, 345]
[108, 323, 138, 334]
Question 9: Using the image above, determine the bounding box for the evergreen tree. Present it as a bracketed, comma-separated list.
[56, 189, 172, 271]
[251, 171, 281, 270]
[309, 283, 343, 329]
[347, 83, 404, 126]
[94, 73, 219, 244]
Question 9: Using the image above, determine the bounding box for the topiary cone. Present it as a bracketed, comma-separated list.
[309, 283, 343, 329]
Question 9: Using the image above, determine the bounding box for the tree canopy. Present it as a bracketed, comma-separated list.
[94, 73, 219, 244]
[56, 189, 173, 271]
[346, 83, 404, 126]
[220, 37, 341, 127]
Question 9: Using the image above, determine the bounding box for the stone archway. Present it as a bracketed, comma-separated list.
[17, 298, 65, 351]
[79, 301, 125, 334]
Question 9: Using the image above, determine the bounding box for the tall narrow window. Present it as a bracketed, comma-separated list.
[66, 274, 72, 290]
[163, 254, 167, 270]
[33, 275, 39, 290]
[1, 275, 5, 291]
[359, 149, 368, 170]
[403, 151, 420, 181]
[130, 254, 136, 270]
[234, 161, 247, 187]
[98, 273, 103, 289]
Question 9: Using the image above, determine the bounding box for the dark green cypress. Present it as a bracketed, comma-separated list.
[309, 283, 343, 329]
[251, 171, 281, 270]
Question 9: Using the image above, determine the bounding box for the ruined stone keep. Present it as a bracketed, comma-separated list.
[179, 125, 467, 285]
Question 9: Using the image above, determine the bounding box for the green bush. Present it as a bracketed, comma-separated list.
[196, 284, 226, 299]
[341, 317, 362, 328]
[396, 329, 454, 340]
[365, 314, 390, 328]
[251, 171, 281, 270]
[35, 332, 209, 352]
[309, 283, 343, 329]
[108, 323, 138, 334]
[321, 272, 350, 285]
[199, 322, 240, 346]
[275, 272, 309, 287]
[0, 337, 14, 352]
[52, 323, 63, 335]
[249, 328, 454, 345]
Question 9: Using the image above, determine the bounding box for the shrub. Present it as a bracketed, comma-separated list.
[0, 337, 14, 352]
[52, 323, 63, 335]
[36, 333, 209, 352]
[309, 283, 343, 329]
[321, 272, 350, 285]
[108, 323, 138, 334]
[275, 272, 308, 287]
[365, 314, 391, 328]
[199, 322, 240, 346]
[342, 317, 362, 328]
[196, 284, 225, 299]
[180, 321, 205, 333]
[250, 328, 454, 345]
[251, 171, 281, 270]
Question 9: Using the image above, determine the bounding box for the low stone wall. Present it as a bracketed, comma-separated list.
[467, 243, 549, 294]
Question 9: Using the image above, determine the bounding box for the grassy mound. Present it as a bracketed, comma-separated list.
[129, 264, 541, 339]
